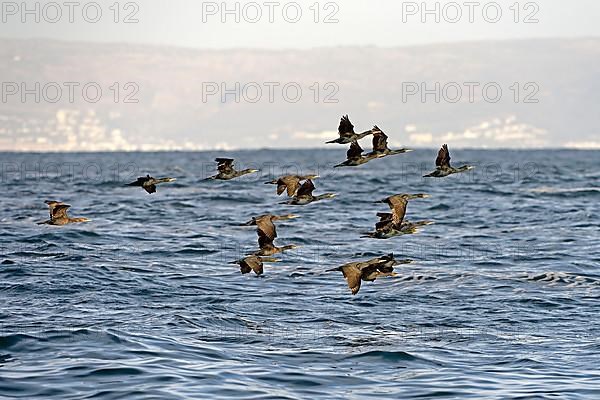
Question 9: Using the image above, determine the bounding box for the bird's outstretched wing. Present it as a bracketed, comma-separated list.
[256, 216, 277, 241]
[129, 176, 149, 186]
[347, 141, 364, 159]
[375, 212, 393, 231]
[144, 184, 157, 194]
[296, 179, 315, 198]
[216, 158, 235, 174]
[340, 264, 362, 295]
[52, 204, 71, 219]
[435, 144, 451, 168]
[45, 201, 66, 218]
[338, 115, 355, 137]
[241, 256, 264, 275]
[279, 176, 301, 197]
[257, 230, 275, 252]
[376, 254, 396, 273]
[239, 260, 252, 274]
[387, 196, 408, 226]
[371, 126, 389, 153]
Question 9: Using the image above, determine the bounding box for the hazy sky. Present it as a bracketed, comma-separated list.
[1, 0, 599, 48]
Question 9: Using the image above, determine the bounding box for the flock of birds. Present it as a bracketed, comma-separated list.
[37, 116, 474, 295]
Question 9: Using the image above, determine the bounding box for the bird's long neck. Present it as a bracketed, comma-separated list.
[413, 220, 433, 227]
[456, 165, 473, 172]
[315, 193, 336, 201]
[239, 169, 257, 176]
[275, 214, 297, 221]
[68, 217, 90, 223]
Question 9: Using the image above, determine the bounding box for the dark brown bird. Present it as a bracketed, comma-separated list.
[424, 144, 474, 177]
[128, 175, 176, 194]
[283, 179, 336, 205]
[38, 201, 91, 226]
[334, 140, 380, 168]
[366, 126, 412, 158]
[329, 254, 413, 295]
[245, 215, 299, 256]
[207, 158, 259, 180]
[363, 194, 432, 239]
[326, 115, 374, 144]
[264, 175, 320, 197]
[230, 255, 279, 276]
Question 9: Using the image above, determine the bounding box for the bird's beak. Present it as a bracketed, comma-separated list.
[284, 214, 300, 220]
[228, 260, 239, 265]
[373, 199, 385, 204]
[241, 220, 254, 226]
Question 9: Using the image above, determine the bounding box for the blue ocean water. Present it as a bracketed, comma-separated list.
[1, 149, 599, 399]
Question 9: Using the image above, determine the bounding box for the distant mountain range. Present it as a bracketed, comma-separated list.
[0, 37, 598, 151]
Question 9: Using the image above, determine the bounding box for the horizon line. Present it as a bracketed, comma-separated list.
[1, 35, 599, 53]
[1, 147, 599, 154]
